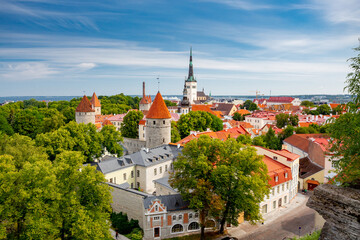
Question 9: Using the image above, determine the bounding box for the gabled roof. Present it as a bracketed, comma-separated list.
[102, 119, 113, 126]
[76, 95, 95, 113]
[299, 157, 324, 179]
[143, 194, 189, 211]
[146, 92, 171, 119]
[284, 134, 329, 153]
[140, 95, 152, 104]
[90, 92, 101, 107]
[263, 155, 292, 187]
[191, 104, 217, 116]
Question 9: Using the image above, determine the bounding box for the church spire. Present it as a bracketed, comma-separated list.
[187, 47, 195, 82]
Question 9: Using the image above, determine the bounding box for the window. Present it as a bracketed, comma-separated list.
[188, 222, 200, 230]
[272, 189, 275, 196]
[137, 170, 140, 177]
[131, 171, 134, 178]
[282, 184, 284, 192]
[163, 120, 165, 124]
[189, 213, 193, 219]
[277, 186, 280, 194]
[137, 182, 140, 188]
[153, 121, 156, 125]
[170, 163, 173, 170]
[123, 173, 126, 180]
[173, 215, 176, 220]
[154, 216, 159, 220]
[109, 178, 113, 183]
[131, 183, 133, 188]
[178, 215, 182, 220]
[165, 165, 168, 172]
[262, 204, 267, 214]
[285, 172, 288, 178]
[273, 201, 276, 209]
[275, 176, 278, 182]
[195, 213, 199, 218]
[155, 205, 158, 212]
[287, 182, 289, 189]
[160, 167, 162, 174]
[171, 224, 183, 233]
[114, 177, 116, 183]
[154, 168, 157, 175]
[273, 156, 278, 160]
[284, 196, 287, 203]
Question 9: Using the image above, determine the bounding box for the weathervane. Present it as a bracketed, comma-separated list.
[157, 75, 160, 92]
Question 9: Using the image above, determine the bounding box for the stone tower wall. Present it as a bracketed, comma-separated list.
[93, 106, 101, 115]
[186, 81, 197, 104]
[75, 111, 96, 124]
[139, 103, 151, 111]
[145, 118, 171, 149]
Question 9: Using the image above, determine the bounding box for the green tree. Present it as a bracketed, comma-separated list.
[300, 100, 314, 107]
[171, 121, 181, 143]
[120, 111, 144, 138]
[164, 100, 177, 107]
[252, 135, 266, 147]
[232, 112, 242, 121]
[12, 109, 44, 138]
[169, 136, 223, 240]
[329, 44, 360, 187]
[289, 114, 299, 126]
[275, 113, 289, 128]
[177, 111, 222, 139]
[316, 104, 331, 115]
[264, 127, 281, 150]
[100, 125, 123, 156]
[213, 139, 269, 233]
[279, 125, 295, 142]
[0, 115, 14, 135]
[236, 134, 252, 145]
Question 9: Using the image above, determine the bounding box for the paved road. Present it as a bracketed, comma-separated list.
[228, 194, 321, 240]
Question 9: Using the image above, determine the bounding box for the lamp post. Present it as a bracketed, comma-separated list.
[298, 226, 301, 237]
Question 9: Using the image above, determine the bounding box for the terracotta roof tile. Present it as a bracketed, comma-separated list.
[140, 95, 152, 104]
[268, 96, 294, 103]
[235, 109, 250, 115]
[102, 119, 113, 126]
[146, 92, 171, 119]
[90, 92, 101, 107]
[76, 95, 95, 113]
[263, 155, 292, 187]
[284, 134, 329, 153]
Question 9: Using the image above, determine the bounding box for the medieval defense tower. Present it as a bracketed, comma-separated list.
[75, 95, 96, 124]
[145, 92, 171, 149]
[139, 82, 152, 111]
[90, 92, 101, 115]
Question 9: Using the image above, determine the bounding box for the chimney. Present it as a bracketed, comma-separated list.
[143, 82, 145, 98]
[282, 144, 287, 150]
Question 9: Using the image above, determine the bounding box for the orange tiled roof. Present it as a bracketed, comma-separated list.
[146, 92, 171, 119]
[263, 155, 292, 187]
[102, 119, 113, 126]
[95, 114, 113, 123]
[235, 109, 250, 115]
[90, 92, 101, 107]
[139, 119, 146, 125]
[213, 111, 223, 118]
[329, 103, 340, 110]
[299, 122, 313, 128]
[76, 95, 95, 113]
[95, 123, 102, 129]
[192, 104, 217, 115]
[175, 128, 247, 145]
[140, 95, 152, 104]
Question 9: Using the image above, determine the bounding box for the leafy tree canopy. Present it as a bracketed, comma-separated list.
[120, 110, 144, 139]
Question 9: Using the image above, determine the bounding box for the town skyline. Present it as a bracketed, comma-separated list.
[1, 0, 359, 96]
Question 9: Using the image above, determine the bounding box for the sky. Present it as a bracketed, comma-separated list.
[0, 0, 359, 96]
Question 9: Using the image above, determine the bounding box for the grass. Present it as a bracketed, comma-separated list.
[291, 230, 321, 240]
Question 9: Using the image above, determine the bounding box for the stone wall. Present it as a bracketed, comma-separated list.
[145, 118, 171, 149]
[122, 137, 146, 154]
[306, 184, 360, 240]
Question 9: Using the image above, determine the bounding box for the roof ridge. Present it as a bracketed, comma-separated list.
[76, 95, 95, 112]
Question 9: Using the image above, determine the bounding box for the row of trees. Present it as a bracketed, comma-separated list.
[170, 136, 269, 239]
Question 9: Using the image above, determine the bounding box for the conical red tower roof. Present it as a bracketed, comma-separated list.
[146, 92, 171, 119]
[76, 95, 95, 112]
[90, 92, 101, 107]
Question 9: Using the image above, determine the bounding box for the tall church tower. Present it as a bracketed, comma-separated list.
[145, 92, 171, 149]
[184, 47, 197, 104]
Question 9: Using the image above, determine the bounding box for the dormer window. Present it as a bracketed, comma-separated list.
[275, 176, 278, 182]
[273, 156, 278, 160]
[285, 173, 288, 178]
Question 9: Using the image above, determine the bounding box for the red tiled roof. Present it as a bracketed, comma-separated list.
[76, 95, 95, 113]
[146, 92, 171, 119]
[192, 104, 216, 115]
[139, 119, 146, 125]
[90, 92, 101, 107]
[95, 123, 102, 129]
[268, 97, 294, 103]
[284, 134, 329, 153]
[95, 114, 113, 123]
[329, 103, 340, 110]
[263, 155, 292, 187]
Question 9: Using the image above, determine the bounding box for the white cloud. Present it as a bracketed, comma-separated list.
[77, 62, 96, 69]
[0, 62, 57, 81]
[200, 0, 273, 10]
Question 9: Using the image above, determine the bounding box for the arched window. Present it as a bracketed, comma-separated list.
[171, 224, 183, 233]
[205, 220, 215, 228]
[188, 222, 200, 231]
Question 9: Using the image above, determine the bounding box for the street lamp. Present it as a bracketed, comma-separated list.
[298, 226, 301, 237]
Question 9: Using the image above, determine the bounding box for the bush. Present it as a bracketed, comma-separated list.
[110, 212, 140, 235]
[291, 230, 321, 240]
[125, 228, 143, 240]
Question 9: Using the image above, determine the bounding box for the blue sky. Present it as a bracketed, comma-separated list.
[0, 0, 359, 96]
